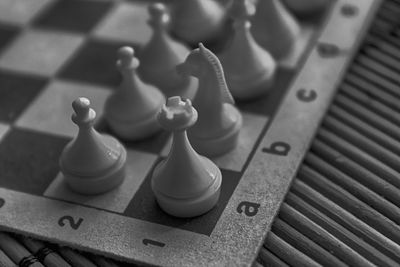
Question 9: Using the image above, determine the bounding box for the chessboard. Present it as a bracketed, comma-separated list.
[0, 0, 379, 266]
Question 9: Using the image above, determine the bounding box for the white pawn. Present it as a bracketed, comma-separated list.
[104, 46, 165, 140]
[138, 3, 194, 98]
[60, 97, 127, 195]
[152, 96, 222, 218]
[251, 0, 301, 61]
[219, 0, 277, 100]
[169, 0, 228, 45]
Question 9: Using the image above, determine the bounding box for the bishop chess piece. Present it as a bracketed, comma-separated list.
[60, 97, 127, 195]
[152, 96, 222, 218]
[169, 0, 228, 45]
[251, 0, 301, 61]
[104, 46, 165, 140]
[219, 0, 277, 100]
[177, 43, 242, 156]
[138, 3, 195, 98]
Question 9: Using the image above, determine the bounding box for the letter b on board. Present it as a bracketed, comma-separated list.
[262, 142, 290, 156]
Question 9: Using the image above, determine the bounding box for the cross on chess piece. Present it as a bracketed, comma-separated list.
[152, 96, 222, 218]
[104, 46, 165, 140]
[177, 43, 242, 156]
[138, 3, 195, 98]
[60, 97, 127, 195]
[219, 0, 277, 100]
[251, 0, 301, 61]
[169, 0, 228, 45]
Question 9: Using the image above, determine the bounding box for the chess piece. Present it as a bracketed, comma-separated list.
[282, 0, 329, 17]
[152, 96, 222, 218]
[177, 43, 242, 156]
[219, 0, 277, 100]
[251, 0, 301, 60]
[138, 3, 194, 98]
[104, 46, 165, 140]
[60, 97, 127, 195]
[169, 0, 228, 45]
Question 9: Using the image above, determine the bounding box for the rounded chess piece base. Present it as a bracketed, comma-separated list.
[106, 110, 161, 141]
[190, 105, 243, 157]
[152, 158, 222, 218]
[105, 89, 165, 141]
[229, 69, 276, 100]
[63, 143, 127, 195]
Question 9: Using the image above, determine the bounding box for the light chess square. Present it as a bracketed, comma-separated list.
[0, 29, 84, 76]
[94, 2, 151, 45]
[16, 80, 111, 138]
[0, 0, 53, 25]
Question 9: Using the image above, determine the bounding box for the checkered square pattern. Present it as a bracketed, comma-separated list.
[0, 29, 84, 76]
[0, 123, 10, 141]
[58, 39, 131, 87]
[94, 2, 152, 45]
[0, 0, 283, 248]
[16, 80, 111, 138]
[33, 0, 113, 34]
[0, 0, 275, 237]
[0, 0, 53, 25]
[0, 25, 20, 53]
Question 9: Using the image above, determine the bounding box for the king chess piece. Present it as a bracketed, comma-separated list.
[177, 43, 242, 156]
[152, 96, 222, 218]
[60, 97, 127, 195]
